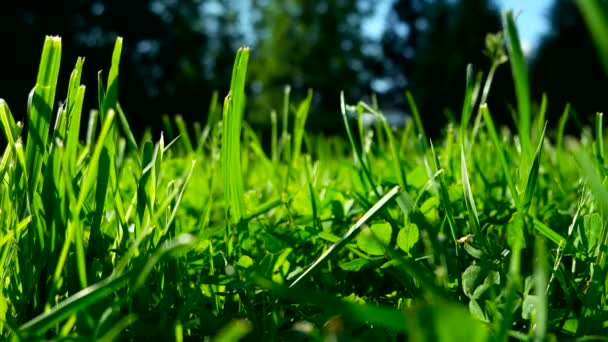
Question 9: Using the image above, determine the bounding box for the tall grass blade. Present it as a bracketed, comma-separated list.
[291, 89, 312, 166]
[221, 47, 249, 225]
[522, 123, 546, 213]
[504, 11, 531, 158]
[481, 104, 522, 211]
[25, 36, 61, 197]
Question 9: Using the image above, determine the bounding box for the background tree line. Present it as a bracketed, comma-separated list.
[0, 0, 605, 138]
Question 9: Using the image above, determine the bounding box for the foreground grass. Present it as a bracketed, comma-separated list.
[1, 8, 608, 342]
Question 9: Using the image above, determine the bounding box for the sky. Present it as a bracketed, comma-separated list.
[498, 0, 552, 53]
[363, 0, 553, 55]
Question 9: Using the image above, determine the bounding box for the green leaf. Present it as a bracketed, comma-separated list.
[237, 255, 254, 269]
[462, 265, 483, 299]
[357, 221, 392, 256]
[339, 258, 376, 271]
[397, 223, 419, 254]
[583, 213, 602, 256]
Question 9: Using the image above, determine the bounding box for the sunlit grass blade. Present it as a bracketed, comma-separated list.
[65, 85, 85, 174]
[101, 37, 122, 120]
[116, 103, 140, 165]
[161, 160, 196, 236]
[431, 142, 458, 252]
[96, 314, 138, 342]
[18, 271, 132, 335]
[504, 10, 531, 159]
[0, 100, 21, 148]
[576, 150, 608, 220]
[533, 237, 548, 341]
[212, 319, 252, 342]
[52, 109, 117, 292]
[260, 277, 409, 332]
[339, 92, 379, 196]
[481, 104, 522, 211]
[289, 185, 401, 288]
[497, 242, 523, 342]
[595, 112, 605, 172]
[460, 64, 475, 138]
[86, 109, 98, 147]
[406, 91, 430, 156]
[221, 47, 249, 225]
[536, 94, 548, 143]
[359, 101, 406, 188]
[522, 122, 547, 213]
[460, 141, 490, 254]
[291, 89, 312, 166]
[133, 234, 195, 290]
[556, 103, 570, 169]
[25, 36, 61, 197]
[175, 115, 194, 154]
[532, 218, 566, 247]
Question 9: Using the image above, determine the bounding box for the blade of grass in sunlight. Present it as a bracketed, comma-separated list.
[25, 36, 61, 197]
[522, 122, 547, 213]
[52, 109, 117, 292]
[89, 37, 123, 263]
[481, 104, 522, 211]
[595, 112, 605, 172]
[406, 91, 430, 156]
[556, 103, 570, 170]
[18, 271, 133, 335]
[221, 47, 249, 225]
[340, 92, 380, 197]
[504, 11, 531, 159]
[533, 237, 548, 342]
[291, 89, 312, 166]
[460, 141, 490, 254]
[175, 115, 194, 154]
[289, 185, 401, 288]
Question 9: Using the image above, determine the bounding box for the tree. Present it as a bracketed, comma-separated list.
[380, 0, 505, 134]
[530, 0, 608, 128]
[249, 0, 374, 133]
[0, 0, 243, 137]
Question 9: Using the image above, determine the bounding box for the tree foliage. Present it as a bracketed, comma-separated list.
[0, 0, 243, 136]
[380, 0, 505, 134]
[530, 0, 608, 127]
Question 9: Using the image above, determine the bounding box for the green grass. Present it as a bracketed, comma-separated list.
[1, 6, 608, 341]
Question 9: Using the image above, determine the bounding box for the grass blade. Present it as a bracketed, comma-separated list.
[221, 47, 249, 225]
[289, 185, 401, 288]
[25, 36, 61, 196]
[18, 271, 132, 334]
[291, 89, 312, 166]
[504, 10, 531, 158]
[522, 123, 547, 213]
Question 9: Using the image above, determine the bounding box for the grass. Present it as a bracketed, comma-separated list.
[1, 5, 608, 341]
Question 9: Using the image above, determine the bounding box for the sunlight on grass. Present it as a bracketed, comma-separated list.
[0, 7, 607, 340]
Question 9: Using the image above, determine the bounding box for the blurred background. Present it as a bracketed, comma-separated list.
[0, 0, 606, 138]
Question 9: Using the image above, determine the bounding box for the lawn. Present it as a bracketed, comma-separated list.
[1, 6, 607, 342]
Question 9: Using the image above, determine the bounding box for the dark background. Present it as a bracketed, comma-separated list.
[0, 0, 606, 139]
